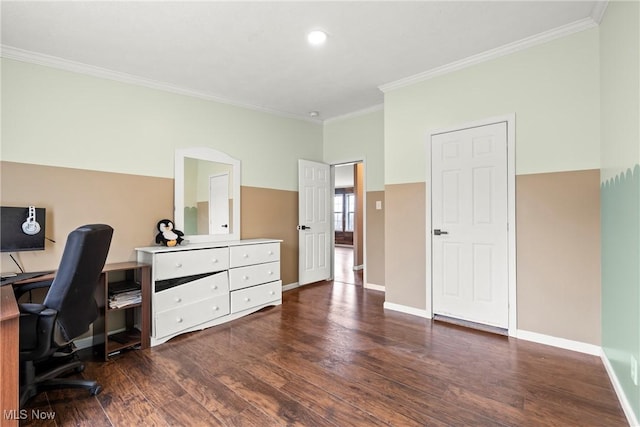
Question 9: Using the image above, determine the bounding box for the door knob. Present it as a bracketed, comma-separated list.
[297, 225, 311, 230]
[433, 229, 449, 236]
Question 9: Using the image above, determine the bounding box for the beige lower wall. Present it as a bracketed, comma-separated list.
[384, 170, 601, 345]
[241, 186, 298, 286]
[0, 161, 173, 273]
[1, 162, 384, 290]
[516, 169, 601, 345]
[366, 190, 385, 287]
[384, 182, 427, 307]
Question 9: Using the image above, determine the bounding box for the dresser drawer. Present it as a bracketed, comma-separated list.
[230, 280, 281, 313]
[229, 261, 280, 291]
[229, 243, 280, 267]
[155, 247, 229, 280]
[155, 271, 229, 313]
[154, 294, 230, 338]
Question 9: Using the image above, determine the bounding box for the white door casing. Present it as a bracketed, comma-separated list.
[209, 172, 230, 234]
[298, 159, 332, 285]
[431, 121, 510, 329]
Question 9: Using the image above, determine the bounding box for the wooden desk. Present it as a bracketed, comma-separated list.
[1, 286, 20, 426]
[0, 262, 150, 425]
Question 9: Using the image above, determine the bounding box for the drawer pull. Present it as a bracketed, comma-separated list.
[270, 290, 275, 295]
[212, 285, 218, 290]
[175, 263, 183, 268]
[243, 253, 249, 258]
[268, 271, 273, 275]
[243, 275, 249, 280]
[175, 297, 182, 303]
[212, 306, 219, 311]
[268, 250, 274, 255]
[176, 317, 183, 323]
[211, 258, 218, 263]
[244, 297, 251, 302]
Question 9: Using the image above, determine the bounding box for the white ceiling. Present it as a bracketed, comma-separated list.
[1, 1, 604, 122]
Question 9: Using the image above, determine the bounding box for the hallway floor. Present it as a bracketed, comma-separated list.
[333, 246, 363, 286]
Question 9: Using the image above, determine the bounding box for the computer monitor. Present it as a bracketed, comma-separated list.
[0, 206, 46, 252]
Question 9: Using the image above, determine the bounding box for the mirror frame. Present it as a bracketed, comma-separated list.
[174, 147, 241, 243]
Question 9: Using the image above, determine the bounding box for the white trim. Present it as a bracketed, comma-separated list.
[516, 329, 600, 356]
[282, 282, 300, 292]
[0, 45, 322, 124]
[601, 349, 640, 427]
[324, 104, 384, 125]
[590, 1, 609, 24]
[364, 283, 385, 292]
[379, 18, 597, 93]
[426, 114, 517, 336]
[383, 302, 431, 319]
[73, 335, 96, 351]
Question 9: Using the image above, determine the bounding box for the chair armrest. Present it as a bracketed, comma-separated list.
[13, 279, 54, 300]
[19, 304, 58, 360]
[19, 303, 56, 317]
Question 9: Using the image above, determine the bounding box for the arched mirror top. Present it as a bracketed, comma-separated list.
[174, 147, 241, 243]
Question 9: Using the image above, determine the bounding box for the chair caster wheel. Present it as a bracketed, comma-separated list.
[90, 385, 102, 396]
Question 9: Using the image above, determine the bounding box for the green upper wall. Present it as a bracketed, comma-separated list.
[1, 58, 323, 192]
[323, 108, 385, 191]
[600, 0, 640, 182]
[384, 26, 600, 184]
[600, 0, 640, 422]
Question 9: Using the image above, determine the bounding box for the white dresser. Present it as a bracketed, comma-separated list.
[136, 239, 281, 346]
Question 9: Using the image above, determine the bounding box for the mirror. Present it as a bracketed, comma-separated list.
[175, 147, 241, 243]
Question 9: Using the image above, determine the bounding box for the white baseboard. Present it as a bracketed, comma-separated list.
[73, 327, 127, 350]
[515, 329, 601, 356]
[601, 349, 639, 427]
[383, 302, 431, 318]
[73, 335, 94, 350]
[364, 283, 385, 292]
[282, 282, 299, 292]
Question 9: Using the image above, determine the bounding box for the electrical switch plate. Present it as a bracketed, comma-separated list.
[376, 201, 382, 210]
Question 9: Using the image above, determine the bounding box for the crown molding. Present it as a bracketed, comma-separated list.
[0, 45, 323, 125]
[379, 17, 598, 93]
[323, 103, 384, 125]
[590, 0, 609, 24]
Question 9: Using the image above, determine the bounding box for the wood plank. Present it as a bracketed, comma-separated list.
[19, 281, 626, 426]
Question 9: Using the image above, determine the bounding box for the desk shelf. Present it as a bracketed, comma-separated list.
[93, 262, 151, 360]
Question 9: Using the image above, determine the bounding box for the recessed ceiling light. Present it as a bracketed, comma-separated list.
[307, 30, 327, 46]
[309, 111, 320, 118]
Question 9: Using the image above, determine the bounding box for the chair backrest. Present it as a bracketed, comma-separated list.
[43, 224, 113, 343]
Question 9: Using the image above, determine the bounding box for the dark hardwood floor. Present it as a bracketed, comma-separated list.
[22, 279, 627, 426]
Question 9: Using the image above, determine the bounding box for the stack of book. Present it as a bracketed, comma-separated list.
[108, 281, 141, 309]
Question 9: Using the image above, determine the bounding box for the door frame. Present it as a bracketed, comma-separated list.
[425, 114, 516, 336]
[330, 159, 368, 288]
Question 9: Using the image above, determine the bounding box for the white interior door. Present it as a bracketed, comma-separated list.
[298, 159, 331, 285]
[431, 122, 508, 328]
[209, 172, 230, 234]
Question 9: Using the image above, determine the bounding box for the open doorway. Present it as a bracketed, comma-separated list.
[333, 162, 364, 286]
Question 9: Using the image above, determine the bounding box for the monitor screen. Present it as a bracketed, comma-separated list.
[0, 206, 46, 252]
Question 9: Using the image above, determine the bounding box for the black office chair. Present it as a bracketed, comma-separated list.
[17, 224, 113, 407]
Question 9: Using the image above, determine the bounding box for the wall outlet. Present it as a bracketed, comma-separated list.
[631, 355, 638, 386]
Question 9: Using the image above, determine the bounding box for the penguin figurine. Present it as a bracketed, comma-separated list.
[155, 219, 184, 247]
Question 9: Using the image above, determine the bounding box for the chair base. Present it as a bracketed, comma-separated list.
[20, 354, 102, 407]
